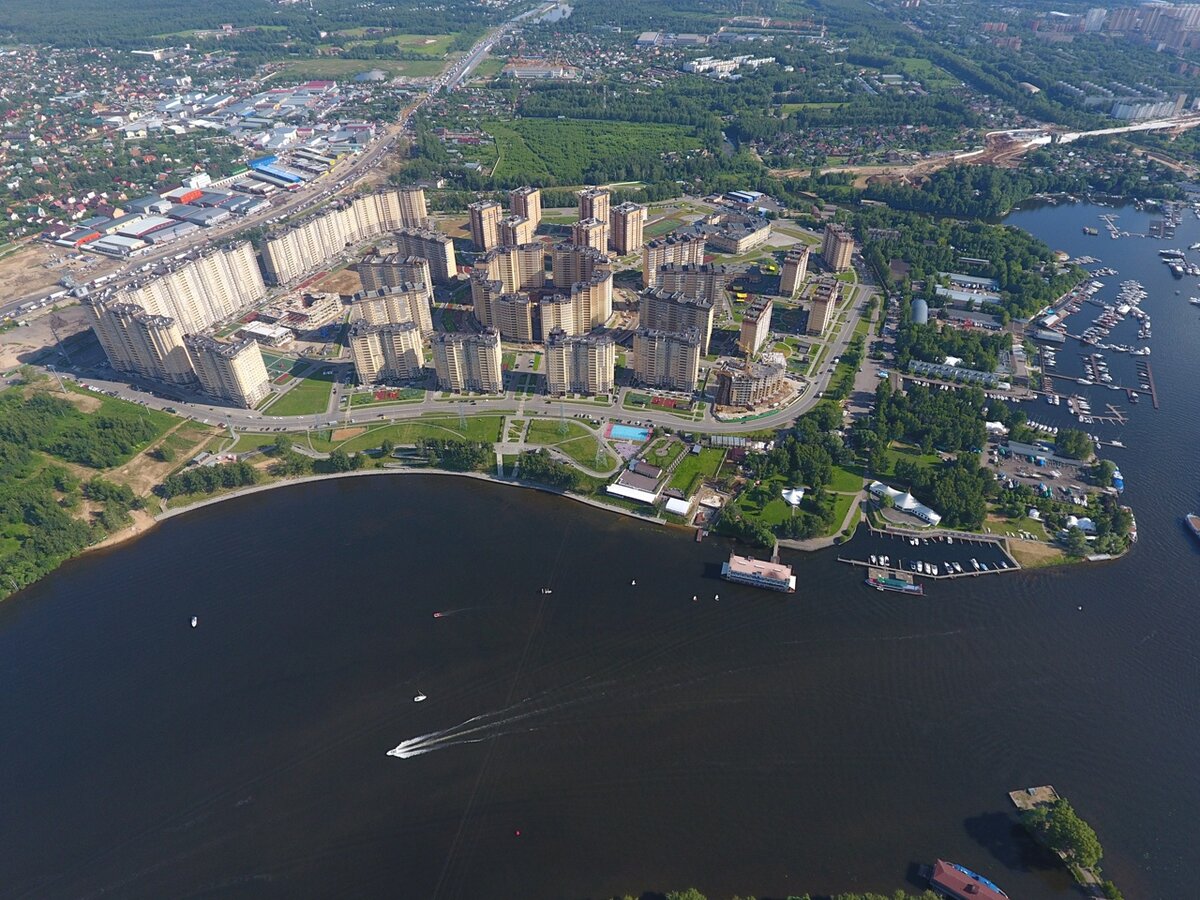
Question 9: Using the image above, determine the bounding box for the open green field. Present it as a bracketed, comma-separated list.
[667, 447, 725, 496]
[471, 57, 506, 80]
[732, 476, 795, 528]
[280, 57, 446, 80]
[876, 442, 942, 477]
[262, 376, 333, 417]
[781, 102, 843, 114]
[525, 419, 616, 471]
[643, 437, 687, 470]
[381, 33, 457, 53]
[829, 464, 866, 494]
[644, 217, 684, 238]
[314, 415, 504, 453]
[486, 118, 703, 184]
[825, 492, 858, 537]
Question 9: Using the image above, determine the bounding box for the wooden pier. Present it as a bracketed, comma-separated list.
[1138, 359, 1160, 409]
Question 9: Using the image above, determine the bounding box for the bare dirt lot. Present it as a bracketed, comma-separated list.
[312, 267, 363, 296]
[0, 241, 120, 301]
[0, 302, 91, 369]
[331, 426, 366, 442]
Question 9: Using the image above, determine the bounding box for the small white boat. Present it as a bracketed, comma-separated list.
[540, 588, 553, 594]
[631, 579, 637, 586]
[413, 692, 427, 703]
[191, 616, 198, 628]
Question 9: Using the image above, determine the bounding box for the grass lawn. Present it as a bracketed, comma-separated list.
[829, 464, 865, 494]
[667, 447, 725, 496]
[525, 418, 615, 470]
[262, 376, 334, 417]
[825, 492, 858, 537]
[733, 477, 795, 528]
[643, 437, 686, 470]
[989, 513, 1049, 541]
[349, 387, 424, 408]
[313, 414, 504, 453]
[380, 32, 457, 53]
[224, 432, 283, 454]
[471, 57, 505, 80]
[644, 217, 683, 238]
[875, 442, 942, 478]
[280, 57, 445, 80]
[781, 102, 843, 114]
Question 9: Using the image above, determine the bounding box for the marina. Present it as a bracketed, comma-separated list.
[839, 526, 1019, 584]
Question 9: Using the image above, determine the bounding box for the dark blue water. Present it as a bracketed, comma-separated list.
[1, 202, 1198, 899]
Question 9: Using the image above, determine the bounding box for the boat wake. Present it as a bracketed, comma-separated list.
[386, 696, 582, 760]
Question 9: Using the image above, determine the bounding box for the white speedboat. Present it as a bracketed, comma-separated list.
[191, 616, 198, 628]
[413, 692, 427, 703]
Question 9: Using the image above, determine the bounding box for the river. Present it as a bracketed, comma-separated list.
[1, 201, 1198, 899]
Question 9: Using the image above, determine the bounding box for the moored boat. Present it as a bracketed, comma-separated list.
[866, 574, 924, 595]
[721, 552, 796, 592]
[926, 859, 1009, 900]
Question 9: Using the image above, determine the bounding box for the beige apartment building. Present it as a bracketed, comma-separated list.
[86, 299, 196, 386]
[119, 241, 264, 334]
[358, 253, 433, 297]
[544, 329, 615, 396]
[469, 200, 504, 251]
[821, 223, 855, 272]
[353, 283, 434, 335]
[609, 201, 647, 255]
[475, 243, 545, 293]
[391, 229, 458, 284]
[638, 287, 714, 355]
[571, 217, 608, 253]
[500, 215, 535, 248]
[349, 319, 425, 384]
[184, 334, 271, 408]
[780, 247, 810, 296]
[550, 243, 607, 290]
[509, 186, 542, 231]
[396, 186, 428, 228]
[493, 292, 536, 343]
[432, 330, 504, 393]
[632, 327, 701, 392]
[261, 189, 432, 285]
[712, 359, 786, 409]
[808, 276, 840, 336]
[655, 263, 730, 306]
[578, 187, 611, 224]
[739, 295, 773, 356]
[642, 233, 706, 288]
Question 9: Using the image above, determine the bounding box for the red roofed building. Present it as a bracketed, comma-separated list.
[929, 860, 1009, 900]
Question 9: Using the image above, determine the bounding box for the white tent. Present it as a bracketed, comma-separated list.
[781, 487, 805, 507]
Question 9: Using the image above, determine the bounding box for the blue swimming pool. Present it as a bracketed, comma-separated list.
[609, 424, 650, 442]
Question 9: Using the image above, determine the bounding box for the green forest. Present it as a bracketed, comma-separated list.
[0, 386, 175, 598]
